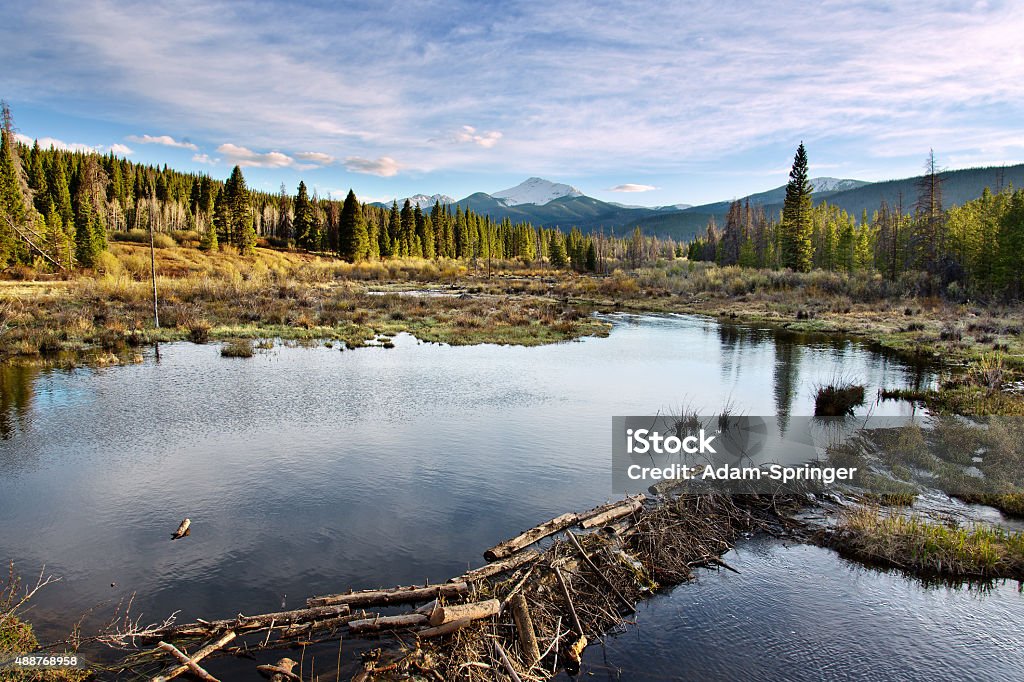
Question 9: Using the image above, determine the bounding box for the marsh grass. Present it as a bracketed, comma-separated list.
[220, 338, 254, 358]
[814, 380, 866, 416]
[833, 507, 1024, 579]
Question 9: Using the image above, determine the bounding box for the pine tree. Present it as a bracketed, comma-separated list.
[223, 166, 254, 253]
[399, 200, 414, 257]
[548, 230, 567, 267]
[780, 142, 814, 272]
[74, 196, 100, 266]
[339, 189, 369, 261]
[585, 240, 597, 271]
[0, 130, 27, 264]
[293, 181, 316, 250]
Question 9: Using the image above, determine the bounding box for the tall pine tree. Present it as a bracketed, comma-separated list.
[780, 142, 814, 272]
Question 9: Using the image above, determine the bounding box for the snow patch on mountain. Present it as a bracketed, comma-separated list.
[492, 177, 583, 206]
[404, 193, 455, 208]
[811, 177, 868, 193]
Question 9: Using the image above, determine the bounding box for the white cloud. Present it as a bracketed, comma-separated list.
[4, 1, 1023, 179]
[192, 153, 217, 165]
[14, 132, 130, 155]
[453, 125, 503, 148]
[609, 183, 658, 192]
[126, 134, 198, 150]
[294, 151, 336, 165]
[216, 143, 294, 168]
[344, 156, 401, 177]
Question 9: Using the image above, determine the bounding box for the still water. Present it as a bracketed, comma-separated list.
[1, 314, 1019, 679]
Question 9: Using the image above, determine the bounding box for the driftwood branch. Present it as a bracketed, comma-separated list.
[151, 630, 236, 682]
[154, 641, 220, 682]
[578, 495, 644, 529]
[484, 513, 579, 561]
[456, 550, 540, 583]
[308, 582, 467, 609]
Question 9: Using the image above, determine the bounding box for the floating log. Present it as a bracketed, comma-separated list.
[152, 630, 237, 682]
[161, 604, 351, 638]
[414, 617, 473, 639]
[456, 550, 540, 583]
[347, 613, 428, 635]
[171, 518, 191, 540]
[579, 495, 644, 529]
[428, 598, 500, 627]
[154, 641, 219, 682]
[484, 513, 579, 561]
[307, 582, 468, 608]
[509, 593, 540, 668]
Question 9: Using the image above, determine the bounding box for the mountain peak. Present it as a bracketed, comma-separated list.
[405, 193, 455, 208]
[810, 177, 868, 193]
[492, 177, 583, 206]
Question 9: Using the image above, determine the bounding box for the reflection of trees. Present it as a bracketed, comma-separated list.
[0, 364, 38, 439]
[773, 339, 801, 434]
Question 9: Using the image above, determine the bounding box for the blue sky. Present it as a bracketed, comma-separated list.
[2, 0, 1022, 206]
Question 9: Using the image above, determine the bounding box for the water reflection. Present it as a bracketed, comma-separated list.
[0, 314, 943, 671]
[0, 363, 39, 439]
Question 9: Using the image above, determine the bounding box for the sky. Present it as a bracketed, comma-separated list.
[2, 0, 1023, 206]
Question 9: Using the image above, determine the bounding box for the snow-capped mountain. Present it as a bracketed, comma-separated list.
[811, 177, 868, 193]
[492, 177, 583, 206]
[404, 193, 455, 209]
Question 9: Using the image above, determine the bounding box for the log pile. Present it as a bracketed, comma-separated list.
[105, 492, 803, 681]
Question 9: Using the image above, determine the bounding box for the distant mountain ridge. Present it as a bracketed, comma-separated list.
[373, 164, 1024, 242]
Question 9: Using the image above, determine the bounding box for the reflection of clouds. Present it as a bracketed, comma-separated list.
[0, 317, 938, 641]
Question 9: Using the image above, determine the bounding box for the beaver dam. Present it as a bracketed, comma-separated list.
[95, 492, 804, 681]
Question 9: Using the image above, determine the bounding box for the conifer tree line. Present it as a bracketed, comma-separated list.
[686, 144, 1024, 299]
[0, 125, 659, 272]
[2, 117, 1023, 299]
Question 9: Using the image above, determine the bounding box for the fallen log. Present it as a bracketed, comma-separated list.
[151, 630, 237, 682]
[579, 495, 644, 529]
[509, 593, 540, 668]
[307, 582, 468, 609]
[428, 598, 500, 627]
[278, 614, 360, 640]
[158, 604, 352, 639]
[484, 513, 579, 561]
[154, 641, 219, 682]
[171, 518, 191, 540]
[348, 613, 428, 635]
[414, 617, 473, 639]
[456, 550, 540, 584]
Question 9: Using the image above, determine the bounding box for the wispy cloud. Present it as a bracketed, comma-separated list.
[609, 183, 658, 192]
[126, 134, 198, 150]
[294, 151, 336, 166]
[15, 132, 130, 155]
[344, 156, 401, 177]
[217, 143, 294, 168]
[192, 153, 217, 165]
[452, 125, 503, 148]
[2, 0, 1022, 182]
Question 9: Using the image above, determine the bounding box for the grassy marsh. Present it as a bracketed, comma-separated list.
[832, 506, 1024, 580]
